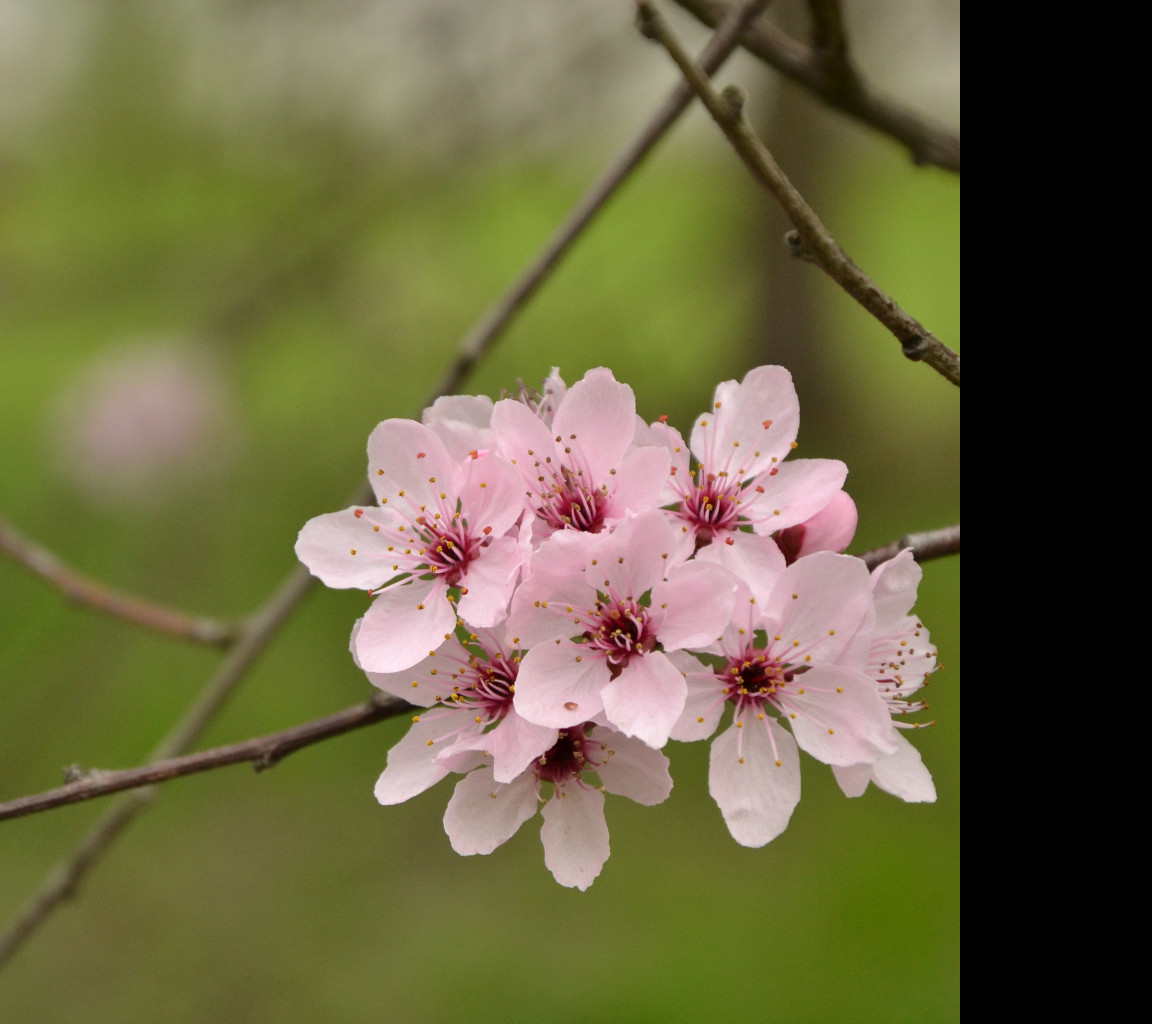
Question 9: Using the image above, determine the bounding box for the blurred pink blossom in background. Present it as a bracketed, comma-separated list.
[49, 340, 238, 507]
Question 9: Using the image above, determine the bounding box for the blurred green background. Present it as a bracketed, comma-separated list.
[0, 2, 958, 1021]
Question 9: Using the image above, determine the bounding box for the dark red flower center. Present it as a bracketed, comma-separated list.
[538, 467, 607, 533]
[583, 601, 658, 677]
[457, 652, 519, 718]
[722, 649, 798, 710]
[415, 518, 482, 585]
[677, 473, 743, 540]
[534, 725, 601, 785]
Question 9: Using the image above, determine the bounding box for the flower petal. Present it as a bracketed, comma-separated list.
[443, 767, 539, 855]
[651, 560, 737, 652]
[606, 446, 675, 522]
[752, 457, 848, 533]
[373, 712, 466, 805]
[295, 507, 398, 590]
[355, 623, 454, 707]
[352, 578, 457, 674]
[600, 652, 687, 749]
[487, 714, 560, 785]
[540, 784, 610, 890]
[691, 365, 800, 479]
[456, 535, 522, 628]
[507, 568, 600, 646]
[831, 762, 871, 798]
[513, 641, 609, 728]
[694, 531, 787, 607]
[455, 450, 525, 540]
[709, 717, 801, 848]
[765, 551, 872, 666]
[595, 729, 673, 806]
[668, 652, 727, 742]
[869, 732, 936, 803]
[551, 368, 636, 481]
[421, 394, 495, 463]
[783, 665, 898, 766]
[367, 419, 457, 508]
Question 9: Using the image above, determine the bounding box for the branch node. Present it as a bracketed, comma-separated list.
[783, 229, 817, 263]
[901, 336, 929, 361]
[721, 83, 746, 115]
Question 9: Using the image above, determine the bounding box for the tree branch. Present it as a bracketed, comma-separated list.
[635, 1, 960, 387]
[669, 0, 960, 172]
[0, 514, 240, 648]
[0, 694, 413, 824]
[857, 523, 960, 571]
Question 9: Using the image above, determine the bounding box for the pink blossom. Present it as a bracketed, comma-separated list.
[652, 366, 847, 582]
[442, 721, 673, 890]
[50, 341, 237, 507]
[671, 552, 896, 847]
[366, 624, 557, 798]
[491, 367, 671, 541]
[832, 550, 938, 803]
[509, 511, 735, 749]
[295, 419, 526, 673]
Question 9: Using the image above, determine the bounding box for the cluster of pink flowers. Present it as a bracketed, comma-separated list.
[296, 367, 937, 889]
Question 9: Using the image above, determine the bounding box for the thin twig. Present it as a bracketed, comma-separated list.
[0, 514, 240, 648]
[635, 1, 960, 387]
[422, 0, 773, 403]
[857, 523, 960, 571]
[0, 694, 413, 824]
[0, 563, 317, 969]
[669, 0, 960, 172]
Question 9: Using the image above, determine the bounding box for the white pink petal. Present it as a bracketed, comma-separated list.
[709, 718, 801, 848]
